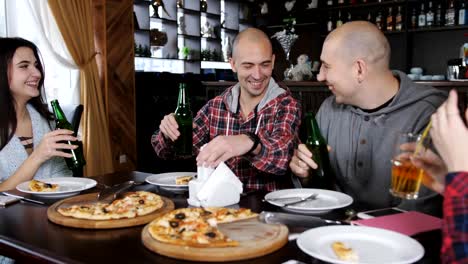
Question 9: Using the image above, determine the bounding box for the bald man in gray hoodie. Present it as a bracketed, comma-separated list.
[290, 21, 447, 214]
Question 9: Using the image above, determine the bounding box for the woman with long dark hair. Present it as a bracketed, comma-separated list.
[0, 37, 76, 191]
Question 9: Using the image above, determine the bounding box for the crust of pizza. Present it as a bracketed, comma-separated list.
[148, 207, 257, 248]
[332, 241, 358, 262]
[29, 179, 59, 192]
[57, 191, 164, 220]
[175, 175, 193, 185]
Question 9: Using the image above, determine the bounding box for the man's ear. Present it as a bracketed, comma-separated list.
[229, 57, 237, 73]
[355, 59, 367, 84]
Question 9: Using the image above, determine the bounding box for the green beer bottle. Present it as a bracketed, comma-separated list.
[174, 83, 193, 157]
[302, 112, 336, 190]
[50, 100, 86, 171]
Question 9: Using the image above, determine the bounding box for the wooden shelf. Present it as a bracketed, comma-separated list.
[317, 0, 406, 11]
[178, 33, 200, 39]
[150, 17, 177, 24]
[178, 8, 200, 15]
[408, 25, 468, 33]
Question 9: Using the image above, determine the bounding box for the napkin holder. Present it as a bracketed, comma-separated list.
[187, 162, 243, 207]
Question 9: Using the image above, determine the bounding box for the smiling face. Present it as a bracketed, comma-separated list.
[230, 33, 275, 100]
[317, 38, 359, 105]
[8, 47, 42, 104]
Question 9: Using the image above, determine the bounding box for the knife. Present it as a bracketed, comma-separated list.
[1, 192, 45, 205]
[258, 211, 345, 227]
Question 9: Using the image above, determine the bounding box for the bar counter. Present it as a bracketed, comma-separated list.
[0, 171, 441, 264]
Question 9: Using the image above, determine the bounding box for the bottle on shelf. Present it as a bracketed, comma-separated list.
[459, 0, 467, 25]
[327, 12, 334, 32]
[426, 1, 434, 27]
[50, 100, 86, 171]
[200, 0, 207, 13]
[446, 0, 456, 26]
[300, 112, 336, 190]
[411, 8, 418, 29]
[174, 83, 193, 158]
[395, 6, 403, 31]
[387, 7, 394, 31]
[435, 3, 442, 26]
[376, 11, 383, 30]
[367, 12, 373, 23]
[336, 10, 343, 28]
[327, 0, 333, 7]
[418, 3, 426, 28]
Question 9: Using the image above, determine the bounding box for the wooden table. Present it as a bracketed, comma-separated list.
[0, 171, 441, 264]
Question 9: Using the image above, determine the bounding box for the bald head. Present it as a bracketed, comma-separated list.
[232, 28, 272, 58]
[325, 21, 390, 69]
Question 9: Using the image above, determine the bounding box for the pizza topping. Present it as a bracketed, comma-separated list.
[175, 213, 186, 220]
[169, 221, 179, 228]
[205, 232, 216, 238]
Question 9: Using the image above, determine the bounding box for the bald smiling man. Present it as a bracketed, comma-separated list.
[153, 28, 301, 191]
[290, 21, 447, 214]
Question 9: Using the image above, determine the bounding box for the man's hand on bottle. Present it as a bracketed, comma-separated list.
[159, 113, 180, 141]
[30, 129, 77, 164]
[290, 144, 317, 178]
[196, 135, 252, 168]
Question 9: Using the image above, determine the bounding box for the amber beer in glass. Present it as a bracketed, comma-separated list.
[302, 112, 335, 190]
[174, 83, 193, 157]
[390, 132, 429, 199]
[50, 100, 86, 171]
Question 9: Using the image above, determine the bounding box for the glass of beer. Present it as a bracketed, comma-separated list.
[390, 132, 430, 199]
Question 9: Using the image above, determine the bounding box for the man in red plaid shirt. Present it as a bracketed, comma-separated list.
[152, 28, 301, 191]
[412, 90, 467, 263]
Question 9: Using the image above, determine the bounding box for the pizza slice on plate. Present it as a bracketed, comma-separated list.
[29, 179, 59, 192]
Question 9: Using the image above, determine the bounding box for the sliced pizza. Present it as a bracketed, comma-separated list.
[57, 191, 164, 220]
[175, 175, 194, 185]
[148, 207, 258, 248]
[332, 241, 359, 262]
[29, 179, 59, 192]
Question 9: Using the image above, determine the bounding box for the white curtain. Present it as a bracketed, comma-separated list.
[6, 0, 80, 117]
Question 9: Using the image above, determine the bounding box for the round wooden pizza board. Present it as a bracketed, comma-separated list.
[47, 193, 174, 229]
[141, 217, 289, 262]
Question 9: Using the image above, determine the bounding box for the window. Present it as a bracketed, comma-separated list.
[4, 0, 79, 115]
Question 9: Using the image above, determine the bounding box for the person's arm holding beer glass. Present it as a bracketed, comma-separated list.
[411, 90, 468, 264]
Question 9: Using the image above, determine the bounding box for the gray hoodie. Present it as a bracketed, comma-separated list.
[317, 70, 447, 213]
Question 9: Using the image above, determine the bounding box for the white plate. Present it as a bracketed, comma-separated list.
[297, 226, 425, 264]
[145, 172, 196, 193]
[16, 177, 97, 198]
[264, 188, 353, 214]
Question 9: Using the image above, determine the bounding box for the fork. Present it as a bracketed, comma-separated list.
[278, 193, 319, 207]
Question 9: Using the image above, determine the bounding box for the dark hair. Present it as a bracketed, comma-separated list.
[0, 37, 52, 151]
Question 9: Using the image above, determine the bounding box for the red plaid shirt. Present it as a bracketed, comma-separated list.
[441, 172, 468, 264]
[152, 81, 301, 191]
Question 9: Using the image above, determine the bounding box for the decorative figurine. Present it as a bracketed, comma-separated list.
[201, 21, 214, 37]
[178, 15, 186, 34]
[177, 0, 183, 8]
[285, 0, 296, 12]
[151, 0, 170, 18]
[260, 2, 268, 15]
[290, 54, 313, 81]
[307, 0, 318, 9]
[222, 36, 232, 62]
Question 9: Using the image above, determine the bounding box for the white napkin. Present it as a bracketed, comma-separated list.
[197, 162, 243, 207]
[187, 162, 243, 207]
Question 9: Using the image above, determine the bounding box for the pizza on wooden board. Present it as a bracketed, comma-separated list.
[147, 207, 258, 247]
[57, 191, 164, 220]
[29, 179, 59, 192]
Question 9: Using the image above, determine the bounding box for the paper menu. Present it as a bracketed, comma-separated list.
[351, 211, 442, 236]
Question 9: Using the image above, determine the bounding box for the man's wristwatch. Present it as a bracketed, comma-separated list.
[245, 132, 260, 155]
